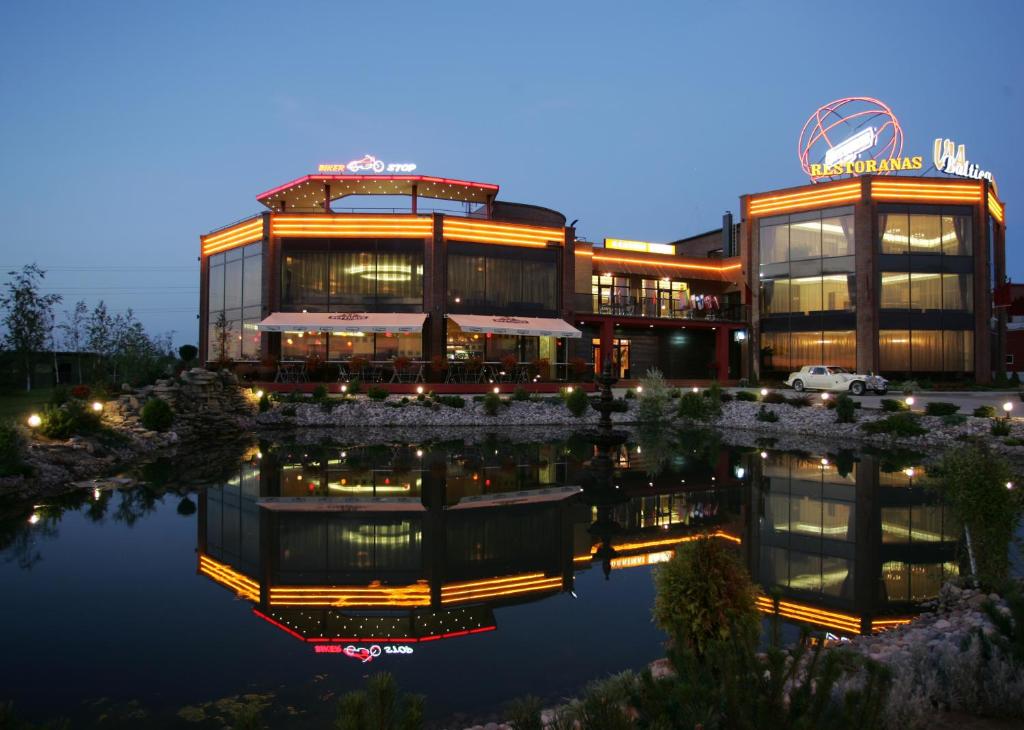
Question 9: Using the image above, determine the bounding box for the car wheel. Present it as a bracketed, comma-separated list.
[849, 381, 865, 396]
[874, 387, 888, 395]
[792, 379, 804, 392]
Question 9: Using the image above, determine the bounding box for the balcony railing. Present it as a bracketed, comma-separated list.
[573, 294, 748, 323]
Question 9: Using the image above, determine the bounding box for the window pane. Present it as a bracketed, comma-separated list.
[242, 253, 262, 308]
[521, 259, 557, 310]
[282, 332, 326, 361]
[374, 332, 422, 360]
[761, 331, 790, 372]
[821, 330, 856, 370]
[881, 272, 910, 308]
[789, 217, 821, 260]
[224, 258, 243, 310]
[330, 249, 376, 304]
[910, 273, 943, 310]
[942, 273, 973, 312]
[329, 332, 373, 361]
[942, 215, 972, 256]
[240, 319, 260, 360]
[822, 214, 854, 257]
[208, 263, 224, 313]
[789, 276, 822, 313]
[760, 278, 790, 315]
[791, 331, 824, 365]
[909, 214, 942, 254]
[821, 274, 854, 311]
[375, 250, 423, 305]
[880, 330, 911, 371]
[880, 213, 909, 254]
[760, 223, 789, 264]
[448, 255, 487, 306]
[283, 251, 328, 307]
[942, 330, 973, 372]
[911, 330, 942, 371]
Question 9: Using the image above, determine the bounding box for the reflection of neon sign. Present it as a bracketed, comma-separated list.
[314, 644, 415, 661]
[317, 155, 417, 174]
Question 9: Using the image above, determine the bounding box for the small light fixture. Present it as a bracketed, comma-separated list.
[1007, 481, 1014, 490]
[255, 389, 264, 398]
[416, 386, 424, 394]
[91, 401, 103, 413]
[760, 451, 768, 459]
[904, 467, 915, 478]
[27, 414, 41, 428]
[905, 396, 915, 406]
[28, 513, 40, 525]
[760, 388, 768, 396]
[636, 386, 643, 393]
[416, 450, 423, 457]
[1003, 401, 1013, 414]
[493, 387, 500, 394]
[692, 386, 699, 393]
[566, 386, 574, 393]
[340, 384, 348, 393]
[820, 392, 830, 401]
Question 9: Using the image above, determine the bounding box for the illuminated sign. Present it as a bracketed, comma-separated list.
[604, 238, 675, 255]
[933, 138, 995, 186]
[317, 155, 417, 174]
[799, 97, 909, 182]
[315, 644, 415, 661]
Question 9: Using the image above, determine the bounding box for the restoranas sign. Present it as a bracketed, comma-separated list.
[809, 156, 923, 178]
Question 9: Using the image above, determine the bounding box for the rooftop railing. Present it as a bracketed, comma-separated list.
[573, 293, 748, 323]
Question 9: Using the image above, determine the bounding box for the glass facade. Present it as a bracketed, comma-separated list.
[280, 331, 422, 362]
[280, 240, 424, 311]
[207, 243, 262, 362]
[759, 206, 856, 372]
[447, 243, 558, 315]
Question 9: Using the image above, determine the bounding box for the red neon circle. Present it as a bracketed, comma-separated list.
[797, 97, 903, 183]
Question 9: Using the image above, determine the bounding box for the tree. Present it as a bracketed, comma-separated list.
[58, 299, 90, 384]
[0, 264, 62, 391]
[213, 311, 233, 365]
[178, 344, 198, 364]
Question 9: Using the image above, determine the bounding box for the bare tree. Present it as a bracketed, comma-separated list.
[0, 264, 62, 391]
[58, 299, 89, 384]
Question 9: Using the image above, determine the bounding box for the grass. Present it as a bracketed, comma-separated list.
[0, 387, 55, 423]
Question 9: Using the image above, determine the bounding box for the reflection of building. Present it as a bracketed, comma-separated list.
[745, 451, 958, 635]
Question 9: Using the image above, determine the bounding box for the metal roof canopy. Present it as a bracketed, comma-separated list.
[257, 174, 500, 211]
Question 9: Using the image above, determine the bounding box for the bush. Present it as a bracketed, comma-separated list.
[336, 672, 424, 730]
[0, 421, 28, 477]
[992, 418, 1012, 436]
[624, 389, 636, 400]
[71, 384, 91, 399]
[762, 391, 787, 404]
[258, 392, 271, 413]
[785, 394, 812, 408]
[281, 405, 296, 417]
[140, 397, 174, 432]
[636, 368, 669, 422]
[513, 386, 529, 401]
[50, 385, 70, 406]
[565, 387, 590, 418]
[311, 384, 328, 402]
[880, 398, 910, 412]
[835, 393, 857, 423]
[483, 391, 502, 416]
[862, 412, 926, 437]
[678, 391, 713, 420]
[653, 537, 759, 657]
[345, 377, 362, 395]
[755, 405, 779, 422]
[38, 401, 102, 439]
[941, 413, 967, 427]
[925, 401, 960, 416]
[974, 405, 997, 418]
[367, 386, 388, 401]
[735, 390, 758, 402]
[178, 344, 199, 363]
[436, 395, 465, 409]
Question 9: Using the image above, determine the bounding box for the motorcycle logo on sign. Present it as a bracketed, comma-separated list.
[798, 97, 920, 182]
[318, 155, 417, 174]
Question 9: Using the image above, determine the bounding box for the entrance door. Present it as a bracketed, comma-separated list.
[592, 337, 631, 378]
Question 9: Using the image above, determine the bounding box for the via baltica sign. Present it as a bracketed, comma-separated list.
[933, 138, 995, 186]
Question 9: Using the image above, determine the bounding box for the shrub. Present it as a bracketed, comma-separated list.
[38, 401, 102, 439]
[835, 393, 857, 423]
[513, 386, 529, 401]
[1011, 371, 1022, 386]
[50, 385, 70, 406]
[565, 387, 590, 418]
[71, 384, 91, 399]
[281, 405, 296, 417]
[0, 421, 28, 477]
[785, 394, 812, 407]
[483, 391, 502, 416]
[880, 398, 909, 412]
[367, 386, 388, 401]
[178, 344, 199, 363]
[311, 384, 329, 403]
[925, 401, 960, 416]
[636, 368, 669, 422]
[258, 392, 271, 413]
[436, 395, 465, 409]
[762, 391, 787, 404]
[862, 412, 926, 437]
[734, 390, 758, 402]
[974, 405, 997, 418]
[346, 377, 362, 395]
[602, 398, 629, 413]
[941, 413, 967, 427]
[992, 418, 1012, 436]
[140, 397, 174, 432]
[653, 537, 759, 657]
[624, 389, 636, 400]
[755, 405, 778, 422]
[678, 391, 713, 420]
[336, 672, 424, 730]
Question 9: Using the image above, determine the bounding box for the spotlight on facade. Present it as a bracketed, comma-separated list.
[566, 386, 574, 393]
[416, 450, 423, 457]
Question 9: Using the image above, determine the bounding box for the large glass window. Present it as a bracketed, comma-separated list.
[879, 210, 972, 256]
[760, 220, 789, 264]
[280, 331, 423, 362]
[880, 330, 973, 373]
[761, 330, 855, 372]
[207, 243, 263, 361]
[448, 244, 558, 314]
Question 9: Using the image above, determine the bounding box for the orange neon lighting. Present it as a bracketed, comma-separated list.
[591, 255, 741, 273]
[602, 530, 742, 554]
[575, 249, 595, 256]
[440, 572, 562, 604]
[269, 582, 431, 608]
[988, 192, 1005, 223]
[748, 182, 861, 216]
[198, 554, 260, 601]
[871, 180, 982, 203]
[443, 219, 563, 247]
[201, 218, 264, 255]
[755, 595, 862, 633]
[271, 214, 432, 238]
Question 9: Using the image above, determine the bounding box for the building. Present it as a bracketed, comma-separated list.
[200, 168, 1005, 386]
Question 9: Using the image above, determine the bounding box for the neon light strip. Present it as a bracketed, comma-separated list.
[592, 255, 741, 273]
[201, 219, 264, 255]
[271, 215, 432, 238]
[256, 174, 499, 201]
[871, 181, 982, 203]
[988, 192, 1005, 223]
[749, 183, 861, 216]
[198, 554, 260, 601]
[443, 219, 563, 247]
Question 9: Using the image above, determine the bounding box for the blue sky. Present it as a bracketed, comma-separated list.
[1, 0, 1020, 345]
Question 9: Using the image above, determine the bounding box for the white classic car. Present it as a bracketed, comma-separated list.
[784, 365, 888, 396]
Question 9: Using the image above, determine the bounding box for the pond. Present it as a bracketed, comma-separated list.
[0, 427, 968, 728]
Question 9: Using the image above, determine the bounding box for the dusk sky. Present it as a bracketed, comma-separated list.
[1, 0, 1020, 346]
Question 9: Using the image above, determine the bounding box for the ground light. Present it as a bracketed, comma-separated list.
[905, 396, 915, 407]
[760, 388, 768, 397]
[340, 385, 347, 393]
[416, 386, 424, 394]
[1003, 401, 1013, 414]
[760, 451, 768, 459]
[27, 413, 41, 428]
[254, 389, 264, 399]
[820, 392, 830, 402]
[493, 387, 500, 394]
[692, 387, 699, 393]
[91, 401, 103, 413]
[636, 386, 643, 393]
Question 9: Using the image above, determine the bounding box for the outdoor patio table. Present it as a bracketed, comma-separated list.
[275, 361, 307, 384]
